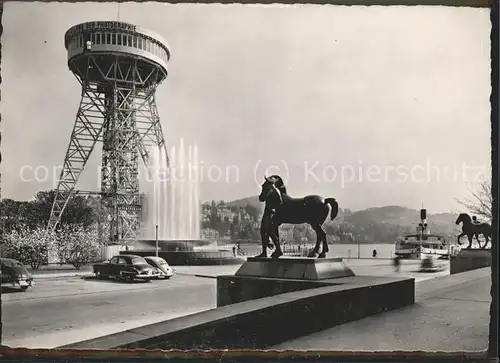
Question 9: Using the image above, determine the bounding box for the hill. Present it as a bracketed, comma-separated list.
[345, 206, 459, 236]
[227, 196, 262, 212]
[225, 196, 460, 241]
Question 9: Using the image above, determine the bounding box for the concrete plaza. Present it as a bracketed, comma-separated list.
[271, 267, 490, 352]
[3, 258, 489, 352]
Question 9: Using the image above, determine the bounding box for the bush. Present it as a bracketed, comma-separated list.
[3, 225, 55, 269]
[55, 223, 102, 269]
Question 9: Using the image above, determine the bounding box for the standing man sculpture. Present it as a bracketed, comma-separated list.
[255, 175, 339, 259]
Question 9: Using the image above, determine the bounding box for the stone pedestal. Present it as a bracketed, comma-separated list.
[450, 248, 491, 275]
[218, 257, 358, 307]
[235, 256, 355, 280]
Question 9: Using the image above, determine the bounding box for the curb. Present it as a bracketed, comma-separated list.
[32, 271, 217, 280]
[174, 272, 217, 279]
[194, 274, 217, 279]
[32, 272, 92, 279]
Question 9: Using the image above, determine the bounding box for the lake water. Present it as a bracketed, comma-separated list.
[237, 243, 396, 259]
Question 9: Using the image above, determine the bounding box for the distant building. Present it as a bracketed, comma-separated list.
[280, 227, 294, 242]
[240, 211, 252, 221]
[201, 228, 219, 241]
[218, 208, 235, 221]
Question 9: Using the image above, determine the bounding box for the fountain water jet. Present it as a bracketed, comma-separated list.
[178, 138, 186, 239]
[159, 147, 168, 238]
[169, 146, 177, 239]
[188, 144, 193, 239]
[192, 144, 201, 239]
[140, 138, 202, 241]
[134, 139, 243, 265]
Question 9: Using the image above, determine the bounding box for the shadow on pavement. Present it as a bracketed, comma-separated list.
[81, 276, 153, 284]
[1, 286, 30, 293]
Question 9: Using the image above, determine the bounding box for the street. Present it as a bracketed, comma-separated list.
[1, 259, 450, 349]
[2, 274, 216, 348]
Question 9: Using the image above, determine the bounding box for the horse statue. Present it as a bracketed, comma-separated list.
[255, 175, 339, 259]
[455, 213, 492, 249]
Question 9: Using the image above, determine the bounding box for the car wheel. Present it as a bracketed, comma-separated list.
[21, 286, 29, 291]
[121, 272, 134, 282]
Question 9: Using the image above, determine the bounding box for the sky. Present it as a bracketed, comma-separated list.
[0, 2, 492, 212]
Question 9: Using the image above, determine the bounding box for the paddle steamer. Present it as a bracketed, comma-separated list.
[395, 209, 460, 260]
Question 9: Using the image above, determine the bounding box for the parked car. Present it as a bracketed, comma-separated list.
[0, 258, 35, 291]
[92, 255, 159, 282]
[144, 256, 174, 279]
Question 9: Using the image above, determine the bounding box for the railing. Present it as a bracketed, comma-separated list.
[234, 244, 315, 257]
[231, 243, 397, 259]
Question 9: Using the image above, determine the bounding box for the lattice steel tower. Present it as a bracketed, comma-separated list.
[48, 21, 170, 242]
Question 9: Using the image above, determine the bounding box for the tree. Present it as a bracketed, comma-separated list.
[292, 225, 302, 242]
[324, 224, 336, 236]
[229, 222, 236, 238]
[238, 220, 254, 239]
[17, 201, 41, 230]
[3, 226, 56, 269]
[456, 177, 492, 222]
[3, 190, 97, 232]
[209, 207, 221, 228]
[31, 190, 96, 228]
[216, 219, 232, 237]
[305, 225, 316, 242]
[55, 224, 102, 269]
[0, 199, 24, 233]
[244, 204, 261, 221]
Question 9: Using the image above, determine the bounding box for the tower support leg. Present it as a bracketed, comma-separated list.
[47, 79, 107, 232]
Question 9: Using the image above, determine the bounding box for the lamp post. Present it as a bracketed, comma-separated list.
[357, 235, 361, 259]
[155, 224, 159, 257]
[107, 214, 112, 245]
[153, 158, 159, 258]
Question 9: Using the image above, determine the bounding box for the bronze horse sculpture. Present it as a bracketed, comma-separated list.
[255, 175, 339, 259]
[455, 213, 492, 249]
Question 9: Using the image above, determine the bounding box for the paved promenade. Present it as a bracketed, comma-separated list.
[271, 267, 491, 352]
[7, 257, 466, 350]
[2, 274, 215, 348]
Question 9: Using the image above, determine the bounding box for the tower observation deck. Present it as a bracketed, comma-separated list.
[48, 21, 171, 243]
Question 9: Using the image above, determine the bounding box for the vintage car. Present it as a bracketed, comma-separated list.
[92, 254, 159, 282]
[0, 258, 35, 291]
[143, 256, 174, 279]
